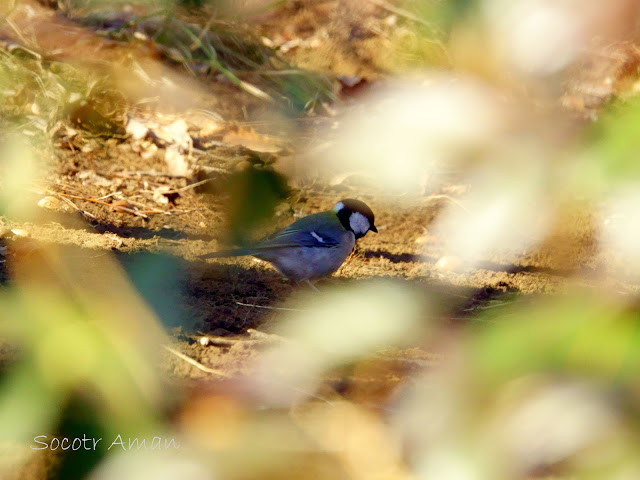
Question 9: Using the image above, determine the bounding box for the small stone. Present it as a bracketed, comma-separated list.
[235, 160, 251, 172]
[126, 118, 150, 141]
[11, 228, 29, 238]
[435, 255, 462, 272]
[37, 196, 62, 210]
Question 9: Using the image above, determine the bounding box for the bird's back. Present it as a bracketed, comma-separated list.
[201, 210, 355, 281]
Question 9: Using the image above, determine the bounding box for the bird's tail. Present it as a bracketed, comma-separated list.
[199, 247, 254, 259]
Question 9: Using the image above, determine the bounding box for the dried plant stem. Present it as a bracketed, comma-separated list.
[167, 178, 211, 193]
[366, 0, 438, 31]
[177, 23, 273, 102]
[163, 344, 332, 404]
[236, 301, 305, 312]
[425, 194, 472, 215]
[162, 344, 230, 377]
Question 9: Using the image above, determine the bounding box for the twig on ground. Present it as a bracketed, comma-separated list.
[4, 17, 33, 51]
[236, 301, 305, 312]
[197, 333, 261, 346]
[425, 194, 472, 215]
[162, 344, 230, 377]
[163, 207, 207, 216]
[119, 170, 191, 179]
[165, 178, 212, 194]
[464, 301, 513, 311]
[197, 328, 286, 347]
[163, 344, 332, 404]
[373, 352, 445, 368]
[121, 197, 167, 215]
[95, 191, 123, 201]
[49, 190, 150, 218]
[196, 164, 232, 173]
[246, 328, 288, 342]
[49, 191, 98, 222]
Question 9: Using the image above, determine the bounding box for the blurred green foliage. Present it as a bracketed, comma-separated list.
[412, 0, 479, 35]
[583, 97, 640, 191]
[119, 252, 191, 328]
[224, 168, 290, 245]
[52, 398, 110, 480]
[0, 286, 163, 442]
[0, 50, 110, 139]
[472, 293, 640, 387]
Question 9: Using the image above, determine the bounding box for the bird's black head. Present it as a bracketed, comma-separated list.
[333, 199, 377, 239]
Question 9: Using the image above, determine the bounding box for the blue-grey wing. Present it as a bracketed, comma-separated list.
[255, 213, 343, 250]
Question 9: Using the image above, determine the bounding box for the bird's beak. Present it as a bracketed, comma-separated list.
[370, 225, 378, 233]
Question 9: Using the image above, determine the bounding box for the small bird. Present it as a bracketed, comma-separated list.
[200, 199, 377, 289]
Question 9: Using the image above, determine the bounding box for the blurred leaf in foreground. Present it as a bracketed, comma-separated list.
[394, 291, 640, 479]
[582, 97, 640, 192]
[254, 280, 427, 405]
[0, 241, 171, 477]
[224, 167, 290, 245]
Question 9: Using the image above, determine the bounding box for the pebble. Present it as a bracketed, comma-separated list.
[37, 196, 62, 210]
[435, 255, 462, 272]
[11, 228, 30, 237]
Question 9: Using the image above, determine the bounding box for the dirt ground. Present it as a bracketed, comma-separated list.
[2, 2, 640, 478]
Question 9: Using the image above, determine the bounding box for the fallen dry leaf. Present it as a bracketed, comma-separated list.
[126, 117, 150, 141]
[165, 145, 191, 177]
[37, 196, 63, 210]
[153, 186, 170, 205]
[111, 200, 144, 217]
[199, 120, 225, 137]
[153, 186, 180, 206]
[156, 119, 191, 148]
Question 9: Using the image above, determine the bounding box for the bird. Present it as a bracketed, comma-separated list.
[200, 199, 377, 289]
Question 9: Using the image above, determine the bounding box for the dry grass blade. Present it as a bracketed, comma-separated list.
[162, 344, 230, 377]
[366, 0, 441, 32]
[236, 301, 305, 312]
[175, 21, 274, 102]
[45, 189, 180, 218]
[163, 345, 332, 404]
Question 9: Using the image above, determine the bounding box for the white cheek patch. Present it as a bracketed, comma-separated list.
[349, 212, 370, 235]
[333, 201, 345, 212]
[310, 231, 325, 243]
